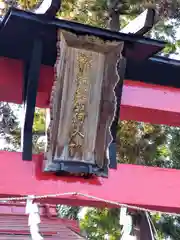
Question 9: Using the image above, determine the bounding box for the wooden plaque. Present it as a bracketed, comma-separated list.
[44, 30, 124, 176]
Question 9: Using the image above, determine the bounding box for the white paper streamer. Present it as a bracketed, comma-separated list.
[120, 214, 133, 240]
[120, 207, 127, 226]
[26, 195, 43, 240]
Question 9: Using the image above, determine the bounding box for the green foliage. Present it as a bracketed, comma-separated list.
[59, 0, 108, 27]
[167, 127, 180, 169]
[80, 208, 121, 240]
[0, 103, 46, 153]
[153, 215, 180, 240]
[0, 103, 21, 150]
[33, 108, 45, 133]
[116, 122, 168, 166]
[57, 205, 80, 220]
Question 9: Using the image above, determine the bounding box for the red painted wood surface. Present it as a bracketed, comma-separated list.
[0, 203, 83, 239]
[0, 57, 180, 126]
[0, 203, 56, 216]
[0, 151, 180, 213]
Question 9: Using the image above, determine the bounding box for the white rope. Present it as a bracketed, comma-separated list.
[0, 192, 180, 217]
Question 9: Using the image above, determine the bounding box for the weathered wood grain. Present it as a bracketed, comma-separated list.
[95, 45, 124, 168]
[44, 29, 124, 174]
[83, 52, 105, 164]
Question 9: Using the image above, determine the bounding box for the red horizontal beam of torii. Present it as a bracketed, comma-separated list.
[0, 57, 180, 126]
[0, 151, 180, 214]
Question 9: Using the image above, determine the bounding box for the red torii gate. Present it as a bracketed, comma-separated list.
[0, 5, 179, 216]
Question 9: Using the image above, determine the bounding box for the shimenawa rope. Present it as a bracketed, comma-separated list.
[0, 192, 179, 217]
